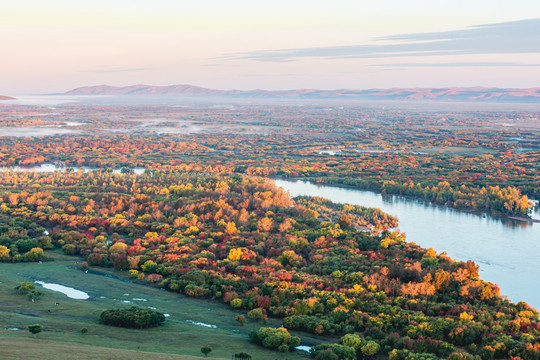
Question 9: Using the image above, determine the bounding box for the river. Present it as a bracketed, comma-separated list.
[274, 179, 540, 310]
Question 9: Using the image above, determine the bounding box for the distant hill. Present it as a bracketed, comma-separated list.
[0, 95, 15, 101]
[64, 84, 540, 103]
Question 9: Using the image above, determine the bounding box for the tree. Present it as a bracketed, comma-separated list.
[230, 298, 243, 308]
[0, 245, 10, 261]
[288, 336, 301, 348]
[201, 346, 212, 357]
[235, 314, 246, 326]
[233, 352, 252, 360]
[315, 349, 338, 360]
[28, 324, 43, 334]
[338, 214, 351, 229]
[100, 307, 165, 329]
[27, 290, 43, 302]
[225, 221, 238, 235]
[248, 308, 264, 321]
[109, 242, 128, 254]
[16, 282, 35, 294]
[257, 217, 273, 232]
[361, 341, 380, 358]
[23, 247, 43, 262]
[341, 333, 364, 350]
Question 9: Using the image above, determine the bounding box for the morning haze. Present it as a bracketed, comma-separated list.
[0, 1, 539, 360]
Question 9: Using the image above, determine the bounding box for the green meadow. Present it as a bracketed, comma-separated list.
[0, 251, 319, 359]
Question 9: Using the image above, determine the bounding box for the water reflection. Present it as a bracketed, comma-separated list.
[379, 193, 535, 229]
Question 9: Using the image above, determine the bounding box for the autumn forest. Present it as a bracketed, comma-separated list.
[0, 101, 538, 360]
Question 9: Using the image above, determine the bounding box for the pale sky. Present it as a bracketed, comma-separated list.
[1, 0, 540, 94]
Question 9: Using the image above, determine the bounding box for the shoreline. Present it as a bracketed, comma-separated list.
[271, 175, 538, 224]
[3, 164, 538, 223]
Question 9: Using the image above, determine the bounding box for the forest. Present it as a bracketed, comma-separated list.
[0, 168, 538, 359]
[0, 133, 536, 217]
[0, 103, 538, 219]
[0, 102, 539, 359]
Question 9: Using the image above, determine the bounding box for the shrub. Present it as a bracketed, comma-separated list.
[231, 298, 243, 308]
[100, 306, 165, 329]
[249, 327, 297, 350]
[248, 308, 264, 321]
[28, 324, 43, 334]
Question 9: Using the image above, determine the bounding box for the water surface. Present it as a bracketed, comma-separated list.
[275, 179, 540, 309]
[34, 281, 90, 300]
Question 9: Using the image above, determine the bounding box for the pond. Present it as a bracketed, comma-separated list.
[274, 179, 540, 309]
[34, 281, 90, 300]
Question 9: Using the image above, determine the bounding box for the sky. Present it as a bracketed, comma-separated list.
[1, 0, 540, 94]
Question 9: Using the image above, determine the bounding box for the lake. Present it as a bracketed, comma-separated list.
[274, 179, 540, 310]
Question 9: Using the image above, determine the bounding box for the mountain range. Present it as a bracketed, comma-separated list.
[0, 96, 15, 101]
[64, 84, 540, 103]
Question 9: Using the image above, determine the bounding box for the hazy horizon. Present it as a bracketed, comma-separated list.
[2, 0, 540, 95]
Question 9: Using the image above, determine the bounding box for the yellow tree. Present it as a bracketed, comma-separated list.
[258, 217, 273, 232]
[0, 245, 10, 261]
[225, 221, 238, 235]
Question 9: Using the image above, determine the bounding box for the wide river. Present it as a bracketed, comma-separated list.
[274, 179, 540, 309]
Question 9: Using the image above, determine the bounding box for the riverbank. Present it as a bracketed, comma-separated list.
[275, 178, 540, 310]
[271, 176, 539, 223]
[507, 215, 540, 223]
[2, 163, 536, 222]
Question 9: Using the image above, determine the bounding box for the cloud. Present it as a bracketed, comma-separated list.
[239, 73, 314, 77]
[79, 67, 151, 73]
[228, 19, 540, 62]
[373, 62, 540, 68]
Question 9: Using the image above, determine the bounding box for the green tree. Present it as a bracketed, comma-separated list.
[23, 247, 44, 262]
[361, 341, 380, 358]
[278, 344, 289, 353]
[248, 308, 264, 321]
[315, 349, 338, 360]
[230, 298, 243, 308]
[288, 336, 301, 349]
[234, 352, 252, 360]
[28, 324, 43, 334]
[201, 346, 212, 357]
[341, 333, 365, 350]
[27, 290, 43, 302]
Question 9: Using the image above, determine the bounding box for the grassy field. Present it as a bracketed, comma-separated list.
[0, 338, 224, 360]
[0, 251, 319, 359]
